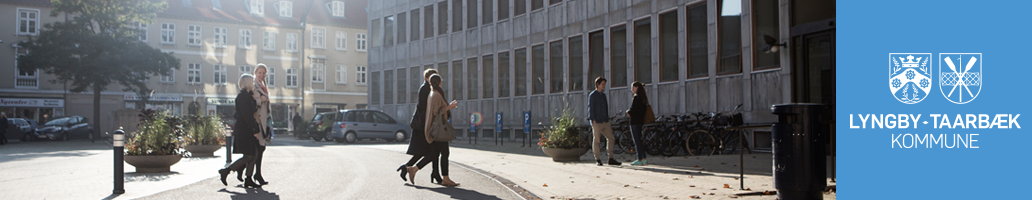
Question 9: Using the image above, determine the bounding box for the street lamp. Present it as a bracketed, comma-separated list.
[762, 34, 787, 53]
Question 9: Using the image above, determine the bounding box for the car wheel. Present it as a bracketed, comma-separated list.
[323, 129, 334, 142]
[393, 131, 407, 143]
[344, 132, 357, 143]
[312, 133, 323, 141]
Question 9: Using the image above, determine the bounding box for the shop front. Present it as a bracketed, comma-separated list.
[124, 94, 183, 115]
[207, 97, 236, 122]
[0, 97, 64, 123]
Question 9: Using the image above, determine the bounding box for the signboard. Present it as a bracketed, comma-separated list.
[496, 112, 503, 133]
[124, 94, 183, 102]
[0, 98, 64, 108]
[523, 111, 531, 133]
[207, 98, 236, 105]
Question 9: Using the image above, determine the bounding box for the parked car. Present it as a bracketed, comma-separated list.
[36, 116, 94, 141]
[307, 111, 340, 141]
[328, 110, 412, 144]
[5, 118, 38, 141]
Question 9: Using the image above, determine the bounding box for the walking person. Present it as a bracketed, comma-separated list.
[251, 64, 272, 185]
[588, 77, 622, 166]
[1, 112, 8, 145]
[292, 111, 303, 136]
[218, 74, 262, 188]
[407, 74, 460, 186]
[626, 81, 651, 165]
[397, 69, 441, 183]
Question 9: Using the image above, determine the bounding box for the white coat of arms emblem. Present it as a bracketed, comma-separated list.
[938, 53, 981, 104]
[889, 53, 933, 104]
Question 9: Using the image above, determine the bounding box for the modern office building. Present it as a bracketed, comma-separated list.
[365, 0, 834, 147]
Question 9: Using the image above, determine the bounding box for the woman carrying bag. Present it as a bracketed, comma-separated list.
[407, 74, 460, 186]
[626, 81, 653, 166]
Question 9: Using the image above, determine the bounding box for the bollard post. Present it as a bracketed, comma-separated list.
[225, 128, 233, 163]
[112, 128, 125, 194]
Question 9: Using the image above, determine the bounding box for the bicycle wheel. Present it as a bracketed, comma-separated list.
[643, 129, 665, 156]
[720, 129, 742, 155]
[617, 128, 636, 154]
[686, 129, 718, 156]
[661, 130, 690, 156]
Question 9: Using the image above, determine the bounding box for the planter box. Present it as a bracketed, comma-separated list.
[541, 147, 589, 162]
[184, 144, 222, 157]
[124, 155, 182, 173]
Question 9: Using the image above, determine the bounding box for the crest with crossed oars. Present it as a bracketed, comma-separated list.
[942, 55, 980, 103]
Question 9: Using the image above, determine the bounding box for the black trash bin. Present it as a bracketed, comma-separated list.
[771, 103, 826, 200]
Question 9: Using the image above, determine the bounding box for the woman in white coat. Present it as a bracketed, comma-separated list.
[252, 63, 273, 185]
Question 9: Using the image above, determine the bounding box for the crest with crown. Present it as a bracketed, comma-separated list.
[889, 53, 932, 104]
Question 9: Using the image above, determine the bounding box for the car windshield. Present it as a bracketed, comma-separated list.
[45, 118, 68, 126]
[314, 114, 324, 121]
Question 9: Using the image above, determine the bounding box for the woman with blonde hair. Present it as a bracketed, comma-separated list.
[218, 74, 262, 188]
[407, 74, 460, 186]
[251, 63, 272, 185]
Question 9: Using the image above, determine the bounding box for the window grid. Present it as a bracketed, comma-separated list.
[312, 59, 326, 83]
[263, 31, 276, 51]
[187, 25, 202, 46]
[250, 0, 264, 15]
[336, 31, 347, 50]
[331, 1, 345, 17]
[214, 27, 227, 47]
[17, 9, 39, 35]
[311, 27, 326, 48]
[239, 29, 252, 49]
[336, 65, 348, 84]
[240, 65, 254, 76]
[161, 69, 175, 83]
[14, 50, 37, 88]
[214, 65, 227, 85]
[187, 63, 202, 84]
[161, 23, 175, 44]
[287, 33, 298, 52]
[279, 1, 292, 17]
[356, 33, 367, 51]
[286, 68, 298, 87]
[133, 22, 148, 42]
[267, 67, 276, 86]
[356, 66, 367, 85]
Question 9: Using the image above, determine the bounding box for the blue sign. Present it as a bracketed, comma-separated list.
[496, 112, 503, 133]
[523, 111, 531, 133]
[470, 113, 476, 132]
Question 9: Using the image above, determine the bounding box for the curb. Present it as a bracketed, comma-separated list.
[450, 161, 542, 200]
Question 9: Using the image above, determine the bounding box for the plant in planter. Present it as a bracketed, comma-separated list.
[183, 115, 225, 157]
[538, 108, 589, 162]
[124, 109, 185, 173]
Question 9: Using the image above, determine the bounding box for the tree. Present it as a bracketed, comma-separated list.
[17, 0, 180, 142]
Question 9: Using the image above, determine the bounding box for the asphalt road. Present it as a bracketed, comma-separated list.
[141, 138, 523, 200]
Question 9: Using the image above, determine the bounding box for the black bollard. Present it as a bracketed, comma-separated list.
[112, 128, 125, 194]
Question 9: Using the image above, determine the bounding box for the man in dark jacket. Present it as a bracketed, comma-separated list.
[588, 77, 621, 166]
[397, 68, 442, 183]
[291, 111, 303, 136]
[0, 112, 8, 145]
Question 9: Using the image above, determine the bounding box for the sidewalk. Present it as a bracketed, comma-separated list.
[367, 140, 836, 200]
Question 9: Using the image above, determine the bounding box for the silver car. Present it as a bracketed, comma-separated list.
[329, 110, 411, 144]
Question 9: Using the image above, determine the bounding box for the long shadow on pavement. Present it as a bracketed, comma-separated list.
[409, 184, 505, 200]
[218, 187, 280, 200]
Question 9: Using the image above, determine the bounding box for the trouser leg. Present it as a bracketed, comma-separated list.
[405, 155, 423, 166]
[591, 123, 604, 160]
[254, 145, 265, 176]
[630, 125, 647, 160]
[601, 123, 616, 159]
[439, 142, 450, 176]
[415, 143, 440, 169]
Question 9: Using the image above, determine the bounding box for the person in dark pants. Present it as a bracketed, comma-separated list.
[589, 77, 621, 166]
[292, 111, 303, 136]
[1, 112, 8, 145]
[218, 74, 262, 188]
[626, 81, 650, 165]
[397, 68, 442, 184]
[251, 64, 273, 185]
[409, 74, 460, 186]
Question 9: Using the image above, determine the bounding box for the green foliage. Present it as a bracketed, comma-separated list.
[184, 115, 225, 145]
[126, 109, 184, 156]
[538, 108, 583, 149]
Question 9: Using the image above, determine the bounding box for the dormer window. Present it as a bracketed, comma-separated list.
[278, 1, 292, 17]
[327, 1, 345, 17]
[248, 0, 264, 15]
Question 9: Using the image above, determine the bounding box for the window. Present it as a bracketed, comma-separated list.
[239, 29, 252, 49]
[336, 65, 347, 84]
[311, 59, 325, 83]
[287, 33, 298, 52]
[263, 31, 276, 51]
[279, 1, 292, 17]
[330, 1, 345, 17]
[286, 68, 298, 87]
[17, 9, 39, 35]
[688, 3, 708, 78]
[335, 31, 347, 50]
[515, 0, 526, 16]
[634, 18, 652, 83]
[187, 63, 202, 84]
[719, 0, 742, 74]
[187, 25, 202, 46]
[438, 1, 448, 35]
[660, 11, 679, 82]
[385, 70, 394, 104]
[532, 45, 545, 94]
[249, 0, 264, 15]
[398, 70, 408, 103]
[437, 62, 449, 99]
[452, 60, 464, 100]
[588, 30, 604, 90]
[131, 22, 148, 41]
[410, 9, 420, 41]
[161, 23, 175, 44]
[311, 27, 325, 48]
[356, 66, 367, 85]
[549, 41, 564, 93]
[240, 65, 253, 76]
[480, 0, 493, 24]
[753, 0, 780, 70]
[610, 25, 628, 87]
[498, 51, 510, 97]
[452, 0, 462, 32]
[214, 65, 227, 85]
[161, 69, 175, 83]
[549, 0, 562, 5]
[266, 67, 276, 86]
[398, 12, 407, 44]
[482, 55, 495, 98]
[499, 0, 510, 20]
[14, 48, 37, 88]
[410, 66, 421, 103]
[371, 71, 380, 104]
[214, 27, 227, 47]
[384, 16, 394, 46]
[569, 36, 584, 91]
[468, 0, 478, 28]
[515, 48, 527, 96]
[424, 5, 434, 39]
[355, 33, 367, 51]
[371, 19, 381, 48]
[467, 58, 478, 100]
[531, 0, 543, 11]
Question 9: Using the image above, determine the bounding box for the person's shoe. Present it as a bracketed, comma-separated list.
[441, 176, 460, 186]
[236, 169, 244, 182]
[254, 175, 269, 185]
[430, 172, 443, 184]
[397, 164, 409, 182]
[630, 160, 645, 166]
[407, 166, 419, 185]
[244, 178, 262, 188]
[608, 158, 622, 165]
[595, 159, 604, 166]
[218, 169, 230, 186]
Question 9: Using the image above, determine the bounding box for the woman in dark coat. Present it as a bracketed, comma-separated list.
[397, 69, 442, 184]
[626, 81, 650, 166]
[218, 74, 262, 188]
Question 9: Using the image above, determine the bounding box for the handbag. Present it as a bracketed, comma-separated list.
[643, 104, 656, 124]
[429, 106, 456, 142]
